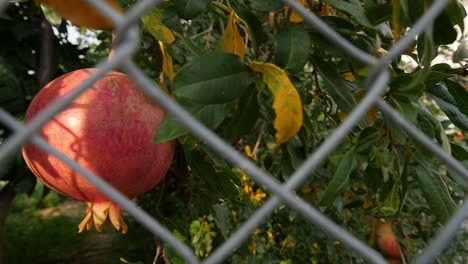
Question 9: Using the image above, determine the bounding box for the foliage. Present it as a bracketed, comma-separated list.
[5, 183, 159, 264]
[5, 184, 88, 264]
[1, 0, 468, 263]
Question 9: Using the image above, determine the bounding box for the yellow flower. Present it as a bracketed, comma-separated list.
[252, 189, 267, 202]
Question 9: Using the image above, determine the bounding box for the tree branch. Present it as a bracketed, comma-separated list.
[0, 184, 16, 264]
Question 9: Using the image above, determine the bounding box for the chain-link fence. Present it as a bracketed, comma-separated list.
[0, 0, 467, 263]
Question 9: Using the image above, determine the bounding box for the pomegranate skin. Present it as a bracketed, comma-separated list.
[22, 68, 175, 233]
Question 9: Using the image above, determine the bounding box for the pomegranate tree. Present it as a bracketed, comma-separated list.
[22, 69, 175, 233]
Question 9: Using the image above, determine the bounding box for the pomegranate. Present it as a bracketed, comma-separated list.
[22, 69, 175, 233]
[375, 218, 402, 262]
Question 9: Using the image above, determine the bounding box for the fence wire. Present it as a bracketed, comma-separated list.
[0, 0, 466, 263]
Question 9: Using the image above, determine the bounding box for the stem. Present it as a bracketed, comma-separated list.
[153, 239, 162, 264]
[0, 184, 16, 264]
[252, 122, 266, 157]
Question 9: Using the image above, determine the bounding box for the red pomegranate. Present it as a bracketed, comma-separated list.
[22, 69, 175, 233]
[375, 218, 402, 261]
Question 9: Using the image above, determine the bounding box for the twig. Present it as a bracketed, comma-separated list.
[162, 248, 171, 264]
[324, 112, 337, 126]
[152, 240, 162, 264]
[190, 22, 214, 40]
[252, 122, 266, 157]
[205, 22, 214, 48]
[313, 67, 320, 92]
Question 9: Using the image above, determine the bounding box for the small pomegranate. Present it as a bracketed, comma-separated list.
[22, 69, 175, 233]
[375, 218, 402, 262]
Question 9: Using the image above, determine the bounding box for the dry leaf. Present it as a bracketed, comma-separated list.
[218, 11, 246, 60]
[250, 61, 303, 143]
[159, 41, 175, 82]
[289, 0, 310, 23]
[141, 8, 175, 44]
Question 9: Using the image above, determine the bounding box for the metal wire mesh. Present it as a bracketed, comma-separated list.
[0, 0, 466, 263]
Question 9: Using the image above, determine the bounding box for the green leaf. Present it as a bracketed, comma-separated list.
[393, 31, 434, 93]
[389, 95, 418, 124]
[414, 154, 457, 223]
[222, 87, 259, 142]
[389, 73, 424, 95]
[322, 0, 372, 27]
[448, 143, 468, 189]
[417, 30, 437, 65]
[286, 137, 304, 170]
[423, 64, 459, 87]
[355, 127, 381, 154]
[433, 11, 457, 45]
[320, 16, 356, 33]
[173, 52, 254, 104]
[443, 0, 466, 32]
[407, 0, 425, 23]
[40, 4, 62, 27]
[173, 32, 204, 56]
[212, 203, 232, 239]
[186, 150, 239, 200]
[172, 0, 211, 19]
[415, 102, 451, 153]
[451, 143, 468, 161]
[364, 2, 392, 25]
[275, 25, 311, 73]
[164, 230, 187, 264]
[445, 79, 468, 116]
[379, 182, 400, 217]
[312, 57, 358, 116]
[141, 8, 175, 43]
[250, 0, 283, 12]
[154, 100, 234, 143]
[427, 84, 468, 131]
[319, 148, 356, 207]
[417, 113, 435, 139]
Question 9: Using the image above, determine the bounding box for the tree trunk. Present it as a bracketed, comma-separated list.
[37, 11, 56, 89]
[0, 184, 16, 264]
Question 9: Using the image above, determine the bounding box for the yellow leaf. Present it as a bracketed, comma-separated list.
[159, 41, 175, 82]
[250, 62, 303, 143]
[213, 2, 255, 50]
[40, 0, 122, 29]
[288, 0, 310, 23]
[141, 8, 175, 44]
[158, 72, 170, 94]
[218, 11, 246, 60]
